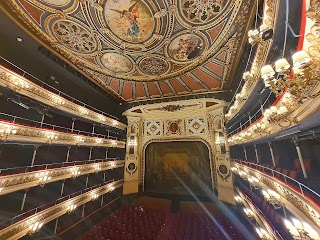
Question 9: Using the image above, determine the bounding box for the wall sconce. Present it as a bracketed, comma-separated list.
[234, 195, 243, 204]
[263, 105, 297, 128]
[66, 203, 77, 213]
[261, 51, 319, 101]
[109, 185, 115, 192]
[262, 189, 282, 209]
[28, 221, 43, 235]
[111, 140, 117, 146]
[110, 161, 117, 168]
[44, 132, 58, 144]
[112, 120, 119, 126]
[92, 193, 99, 201]
[0, 126, 17, 141]
[248, 24, 273, 45]
[75, 136, 85, 145]
[37, 171, 52, 187]
[98, 115, 106, 123]
[94, 163, 102, 173]
[79, 107, 89, 115]
[244, 208, 255, 219]
[70, 167, 81, 179]
[256, 227, 271, 240]
[251, 120, 269, 136]
[231, 167, 238, 173]
[12, 79, 30, 91]
[248, 176, 260, 189]
[95, 138, 103, 146]
[51, 95, 65, 106]
[284, 218, 320, 240]
[238, 170, 248, 180]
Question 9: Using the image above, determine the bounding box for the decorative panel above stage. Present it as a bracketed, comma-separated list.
[2, 0, 255, 101]
[144, 141, 212, 197]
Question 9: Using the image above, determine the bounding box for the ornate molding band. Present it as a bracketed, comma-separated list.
[0, 65, 126, 130]
[0, 160, 124, 196]
[0, 179, 124, 240]
[0, 120, 125, 148]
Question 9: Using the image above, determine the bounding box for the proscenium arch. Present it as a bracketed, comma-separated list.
[141, 138, 216, 194]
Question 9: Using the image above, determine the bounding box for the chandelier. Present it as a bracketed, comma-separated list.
[261, 50, 320, 102]
[244, 207, 255, 219]
[284, 218, 320, 240]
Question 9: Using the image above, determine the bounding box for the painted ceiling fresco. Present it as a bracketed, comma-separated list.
[2, 0, 255, 102]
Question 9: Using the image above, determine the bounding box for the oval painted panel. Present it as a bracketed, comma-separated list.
[104, 0, 155, 43]
[101, 52, 133, 73]
[168, 34, 204, 62]
[39, 0, 70, 6]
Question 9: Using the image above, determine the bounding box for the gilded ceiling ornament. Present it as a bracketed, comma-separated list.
[39, 0, 70, 7]
[52, 20, 98, 54]
[180, 0, 225, 23]
[139, 57, 169, 76]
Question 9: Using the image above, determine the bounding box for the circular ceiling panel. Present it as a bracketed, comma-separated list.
[100, 52, 133, 73]
[167, 33, 205, 62]
[138, 56, 170, 76]
[104, 0, 155, 43]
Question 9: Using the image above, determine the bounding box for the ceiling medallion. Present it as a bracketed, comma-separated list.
[52, 20, 98, 54]
[167, 33, 205, 62]
[104, 0, 155, 43]
[138, 57, 169, 76]
[100, 52, 133, 73]
[181, 0, 224, 23]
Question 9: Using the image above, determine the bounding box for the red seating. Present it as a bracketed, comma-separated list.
[80, 205, 166, 240]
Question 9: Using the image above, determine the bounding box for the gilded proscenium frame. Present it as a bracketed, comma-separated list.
[233, 162, 320, 231]
[0, 65, 126, 130]
[0, 160, 124, 196]
[0, 120, 125, 148]
[226, 0, 280, 122]
[0, 179, 124, 240]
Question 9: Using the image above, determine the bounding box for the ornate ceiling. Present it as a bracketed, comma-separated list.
[2, 0, 255, 102]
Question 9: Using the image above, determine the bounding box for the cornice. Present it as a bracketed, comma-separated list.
[0, 65, 126, 130]
[0, 160, 124, 196]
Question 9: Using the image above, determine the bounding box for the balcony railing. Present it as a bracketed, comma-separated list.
[232, 159, 320, 206]
[0, 58, 126, 130]
[235, 187, 283, 240]
[0, 159, 124, 195]
[0, 179, 124, 239]
[0, 119, 125, 148]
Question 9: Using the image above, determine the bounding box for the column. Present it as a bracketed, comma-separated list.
[268, 142, 276, 167]
[294, 140, 307, 178]
[30, 145, 39, 166]
[254, 145, 259, 164]
[214, 129, 235, 205]
[123, 117, 141, 195]
[243, 145, 248, 161]
[71, 118, 76, 133]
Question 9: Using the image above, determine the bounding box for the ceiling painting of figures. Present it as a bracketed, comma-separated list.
[2, 0, 256, 101]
